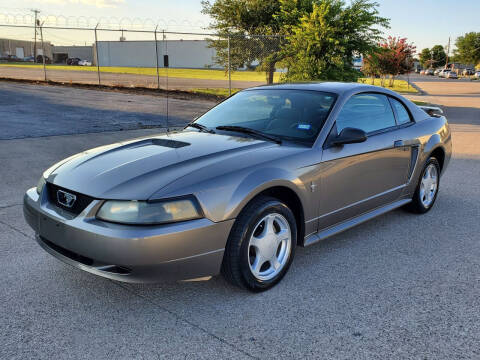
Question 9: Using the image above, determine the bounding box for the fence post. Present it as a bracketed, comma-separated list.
[154, 25, 160, 90]
[39, 23, 47, 82]
[227, 34, 231, 96]
[163, 30, 169, 130]
[94, 24, 101, 86]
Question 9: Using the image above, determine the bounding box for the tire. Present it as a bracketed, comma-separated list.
[405, 157, 441, 214]
[221, 196, 297, 292]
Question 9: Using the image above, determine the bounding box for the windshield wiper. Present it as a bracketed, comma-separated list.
[215, 125, 282, 144]
[185, 122, 215, 134]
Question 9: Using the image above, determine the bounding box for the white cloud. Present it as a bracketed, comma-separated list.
[33, 0, 125, 8]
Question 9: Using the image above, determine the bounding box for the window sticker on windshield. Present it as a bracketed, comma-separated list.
[297, 124, 311, 130]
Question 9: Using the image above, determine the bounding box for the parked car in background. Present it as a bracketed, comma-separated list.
[36, 55, 51, 64]
[462, 69, 475, 76]
[415, 68, 422, 74]
[78, 60, 92, 66]
[24, 82, 452, 291]
[420, 70, 426, 75]
[425, 68, 434, 76]
[446, 71, 458, 79]
[474, 71, 480, 79]
[23, 56, 35, 62]
[6, 55, 21, 62]
[66, 57, 81, 65]
[439, 69, 450, 78]
[434, 69, 442, 76]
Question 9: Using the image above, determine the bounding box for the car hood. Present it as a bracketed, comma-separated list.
[48, 130, 276, 200]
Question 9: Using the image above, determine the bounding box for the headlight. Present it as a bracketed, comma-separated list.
[36, 176, 46, 194]
[96, 196, 203, 225]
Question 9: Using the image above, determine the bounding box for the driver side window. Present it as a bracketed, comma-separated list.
[336, 93, 396, 134]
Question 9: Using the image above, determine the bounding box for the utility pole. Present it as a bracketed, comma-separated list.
[445, 37, 451, 68]
[31, 9, 40, 62]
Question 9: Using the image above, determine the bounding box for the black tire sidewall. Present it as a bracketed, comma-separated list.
[238, 200, 297, 291]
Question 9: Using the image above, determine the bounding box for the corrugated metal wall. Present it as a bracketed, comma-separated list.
[95, 40, 219, 69]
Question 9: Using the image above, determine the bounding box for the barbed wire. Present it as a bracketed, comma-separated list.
[0, 10, 209, 31]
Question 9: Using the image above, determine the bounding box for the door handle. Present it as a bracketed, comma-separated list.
[394, 140, 405, 147]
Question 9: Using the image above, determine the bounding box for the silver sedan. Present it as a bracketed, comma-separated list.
[24, 82, 452, 291]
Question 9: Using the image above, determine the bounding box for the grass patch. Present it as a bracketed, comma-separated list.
[189, 88, 242, 97]
[357, 78, 417, 93]
[0, 63, 280, 82]
[412, 100, 429, 106]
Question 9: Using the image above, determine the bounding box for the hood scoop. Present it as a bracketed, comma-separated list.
[124, 138, 190, 149]
[151, 138, 190, 148]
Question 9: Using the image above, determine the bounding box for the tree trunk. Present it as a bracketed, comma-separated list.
[266, 61, 275, 84]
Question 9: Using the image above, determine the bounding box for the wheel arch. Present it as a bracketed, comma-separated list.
[253, 186, 305, 246]
[422, 133, 447, 172]
[429, 146, 446, 172]
[226, 171, 308, 247]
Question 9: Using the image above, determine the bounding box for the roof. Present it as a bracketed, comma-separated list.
[245, 81, 429, 121]
[245, 82, 383, 94]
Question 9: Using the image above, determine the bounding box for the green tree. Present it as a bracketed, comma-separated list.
[419, 48, 432, 68]
[201, 0, 284, 84]
[282, 0, 389, 82]
[430, 45, 446, 67]
[455, 32, 480, 65]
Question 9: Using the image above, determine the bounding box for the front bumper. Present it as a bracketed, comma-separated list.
[23, 187, 234, 283]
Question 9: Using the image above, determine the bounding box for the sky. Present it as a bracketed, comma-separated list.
[0, 0, 479, 52]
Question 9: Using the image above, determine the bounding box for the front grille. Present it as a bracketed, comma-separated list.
[46, 182, 94, 215]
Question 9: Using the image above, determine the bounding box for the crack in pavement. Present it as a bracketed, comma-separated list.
[112, 281, 259, 360]
[0, 203, 22, 210]
[0, 218, 32, 239]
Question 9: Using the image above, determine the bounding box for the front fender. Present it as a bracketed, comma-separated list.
[191, 166, 308, 223]
[225, 167, 308, 220]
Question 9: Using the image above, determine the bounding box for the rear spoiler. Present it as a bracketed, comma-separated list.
[419, 105, 443, 117]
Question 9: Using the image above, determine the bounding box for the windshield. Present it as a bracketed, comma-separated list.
[194, 89, 337, 145]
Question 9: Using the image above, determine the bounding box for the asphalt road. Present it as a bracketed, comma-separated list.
[0, 79, 479, 359]
[0, 82, 215, 139]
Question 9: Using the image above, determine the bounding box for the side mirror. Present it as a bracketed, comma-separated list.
[330, 127, 367, 147]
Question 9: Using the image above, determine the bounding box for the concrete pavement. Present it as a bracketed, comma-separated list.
[1, 79, 479, 359]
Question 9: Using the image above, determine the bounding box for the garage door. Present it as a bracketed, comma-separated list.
[15, 47, 24, 58]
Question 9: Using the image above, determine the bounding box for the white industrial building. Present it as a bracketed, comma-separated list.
[94, 40, 219, 69]
[0, 38, 53, 59]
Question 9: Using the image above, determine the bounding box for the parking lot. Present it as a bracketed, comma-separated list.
[1, 78, 479, 359]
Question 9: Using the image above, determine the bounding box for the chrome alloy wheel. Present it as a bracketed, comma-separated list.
[248, 213, 292, 281]
[420, 163, 438, 208]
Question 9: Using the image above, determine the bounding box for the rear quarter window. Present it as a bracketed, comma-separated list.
[390, 98, 412, 125]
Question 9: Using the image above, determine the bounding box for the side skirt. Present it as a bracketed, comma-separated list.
[303, 198, 412, 247]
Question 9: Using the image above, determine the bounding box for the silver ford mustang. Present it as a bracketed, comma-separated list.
[24, 82, 452, 291]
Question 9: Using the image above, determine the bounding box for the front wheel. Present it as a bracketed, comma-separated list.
[405, 157, 440, 214]
[221, 196, 297, 292]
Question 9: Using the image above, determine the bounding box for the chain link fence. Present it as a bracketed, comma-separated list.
[0, 24, 286, 96]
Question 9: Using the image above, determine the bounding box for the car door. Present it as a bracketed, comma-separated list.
[317, 93, 412, 230]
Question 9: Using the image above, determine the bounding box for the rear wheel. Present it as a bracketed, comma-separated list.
[405, 157, 440, 214]
[221, 196, 296, 292]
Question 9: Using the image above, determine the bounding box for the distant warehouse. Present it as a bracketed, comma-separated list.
[0, 38, 53, 59]
[94, 40, 220, 69]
